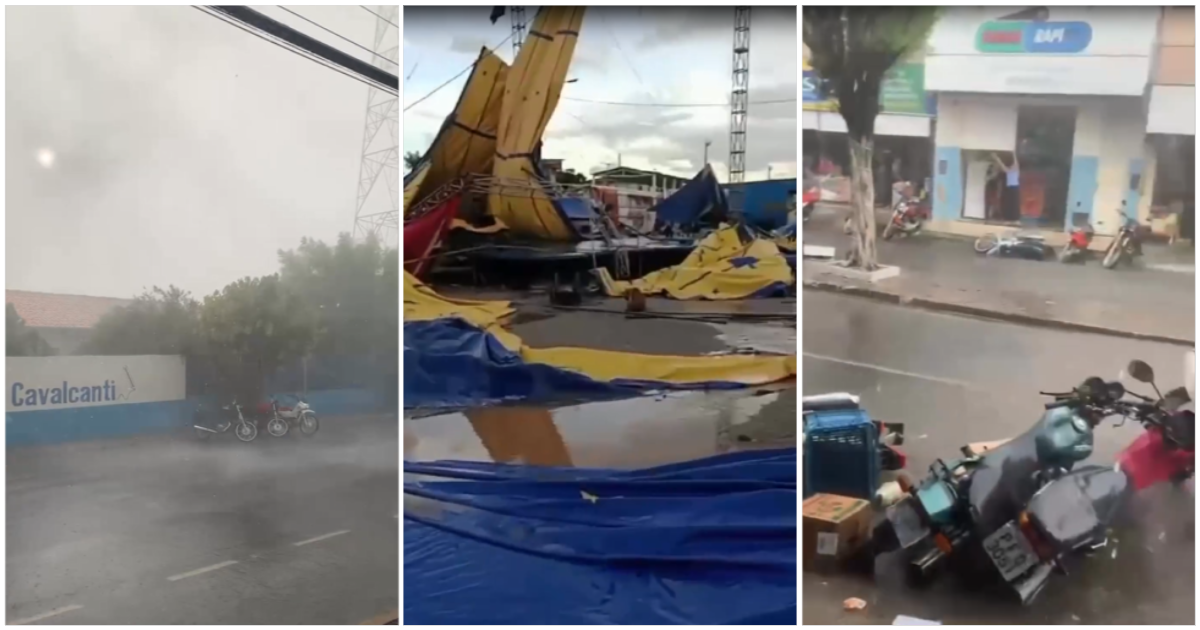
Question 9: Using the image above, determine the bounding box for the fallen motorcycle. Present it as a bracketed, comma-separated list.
[973, 231, 1052, 260]
[802, 185, 820, 224]
[873, 359, 1193, 605]
[193, 400, 258, 442]
[881, 189, 930, 241]
[1057, 224, 1094, 264]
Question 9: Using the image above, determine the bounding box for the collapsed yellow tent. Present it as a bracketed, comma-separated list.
[404, 271, 795, 387]
[404, 49, 509, 216]
[487, 6, 585, 241]
[597, 225, 795, 300]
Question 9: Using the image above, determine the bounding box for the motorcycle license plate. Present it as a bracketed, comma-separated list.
[982, 522, 1039, 582]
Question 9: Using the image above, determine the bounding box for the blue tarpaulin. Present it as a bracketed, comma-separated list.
[652, 165, 728, 229]
[403, 449, 797, 625]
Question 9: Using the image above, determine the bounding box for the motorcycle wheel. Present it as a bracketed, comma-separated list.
[974, 233, 998, 254]
[267, 417, 289, 438]
[1102, 240, 1124, 269]
[235, 421, 258, 442]
[1057, 245, 1077, 263]
[882, 221, 897, 241]
[299, 413, 319, 437]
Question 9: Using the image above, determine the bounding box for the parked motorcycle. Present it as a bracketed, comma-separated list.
[193, 400, 258, 442]
[263, 394, 319, 438]
[873, 359, 1193, 605]
[802, 185, 820, 224]
[881, 189, 930, 241]
[1057, 224, 1094, 264]
[973, 231, 1052, 261]
[1102, 213, 1145, 270]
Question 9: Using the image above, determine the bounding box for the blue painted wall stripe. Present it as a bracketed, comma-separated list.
[932, 146, 963, 221]
[1065, 155, 1099, 230]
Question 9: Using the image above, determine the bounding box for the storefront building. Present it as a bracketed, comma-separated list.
[924, 7, 1163, 239]
[803, 48, 936, 204]
[1144, 7, 1195, 241]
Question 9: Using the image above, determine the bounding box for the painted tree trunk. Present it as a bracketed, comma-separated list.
[845, 136, 878, 270]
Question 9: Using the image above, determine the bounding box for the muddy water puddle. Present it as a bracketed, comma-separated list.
[404, 387, 796, 471]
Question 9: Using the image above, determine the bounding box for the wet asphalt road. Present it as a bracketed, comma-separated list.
[7, 415, 398, 625]
[802, 290, 1195, 625]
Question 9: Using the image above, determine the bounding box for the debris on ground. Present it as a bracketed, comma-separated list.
[843, 597, 867, 611]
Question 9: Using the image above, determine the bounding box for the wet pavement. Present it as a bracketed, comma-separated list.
[804, 204, 1195, 342]
[802, 290, 1195, 624]
[7, 415, 398, 625]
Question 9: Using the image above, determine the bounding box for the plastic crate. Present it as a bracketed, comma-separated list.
[803, 408, 879, 500]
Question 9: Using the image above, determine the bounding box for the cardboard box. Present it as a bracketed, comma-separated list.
[802, 493, 874, 573]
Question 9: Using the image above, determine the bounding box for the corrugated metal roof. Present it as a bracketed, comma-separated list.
[6, 290, 132, 329]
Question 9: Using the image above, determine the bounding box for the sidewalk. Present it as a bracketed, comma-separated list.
[803, 207, 1196, 345]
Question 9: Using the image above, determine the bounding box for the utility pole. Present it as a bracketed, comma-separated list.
[728, 7, 750, 184]
[767, 165, 773, 180]
[511, 7, 527, 57]
[352, 5, 400, 247]
[703, 139, 712, 166]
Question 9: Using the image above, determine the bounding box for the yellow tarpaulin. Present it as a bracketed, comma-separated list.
[405, 49, 509, 216]
[403, 271, 795, 387]
[597, 225, 795, 300]
[487, 7, 585, 241]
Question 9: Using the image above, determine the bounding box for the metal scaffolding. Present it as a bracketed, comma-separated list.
[352, 5, 400, 248]
[728, 7, 750, 184]
[510, 7, 527, 58]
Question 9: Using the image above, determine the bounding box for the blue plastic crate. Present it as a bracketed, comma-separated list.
[803, 408, 879, 500]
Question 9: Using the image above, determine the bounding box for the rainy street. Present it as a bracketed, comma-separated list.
[802, 290, 1195, 625]
[6, 416, 399, 625]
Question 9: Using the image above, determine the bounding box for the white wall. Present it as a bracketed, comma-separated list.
[7, 355, 185, 412]
[1093, 98, 1149, 231]
[1148, 86, 1197, 135]
[926, 7, 1160, 96]
[807, 112, 931, 138]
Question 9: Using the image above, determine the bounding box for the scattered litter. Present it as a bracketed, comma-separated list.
[843, 597, 867, 611]
[580, 491, 599, 504]
[1111, 547, 1118, 559]
[893, 614, 941, 625]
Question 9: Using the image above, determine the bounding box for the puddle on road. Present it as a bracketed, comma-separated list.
[404, 387, 796, 471]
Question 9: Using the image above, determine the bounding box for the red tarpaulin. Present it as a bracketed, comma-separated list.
[404, 194, 462, 278]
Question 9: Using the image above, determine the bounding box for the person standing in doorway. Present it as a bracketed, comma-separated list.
[991, 151, 1020, 221]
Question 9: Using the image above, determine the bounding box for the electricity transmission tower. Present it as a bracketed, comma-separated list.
[352, 5, 400, 248]
[510, 7, 527, 57]
[728, 7, 750, 184]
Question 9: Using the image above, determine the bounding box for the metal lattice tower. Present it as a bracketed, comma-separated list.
[353, 5, 400, 248]
[728, 7, 750, 184]
[511, 7, 527, 58]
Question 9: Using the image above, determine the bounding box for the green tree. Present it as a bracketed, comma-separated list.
[556, 169, 589, 185]
[79, 286, 200, 356]
[404, 151, 423, 172]
[199, 275, 316, 404]
[803, 7, 937, 270]
[6, 304, 55, 356]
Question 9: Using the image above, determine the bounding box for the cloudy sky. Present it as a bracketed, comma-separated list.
[402, 6, 797, 182]
[6, 5, 397, 298]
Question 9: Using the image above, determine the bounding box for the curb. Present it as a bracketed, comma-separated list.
[803, 280, 1196, 347]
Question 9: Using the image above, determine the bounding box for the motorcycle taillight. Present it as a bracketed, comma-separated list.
[1018, 511, 1055, 560]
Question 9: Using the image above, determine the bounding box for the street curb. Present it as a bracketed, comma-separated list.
[803, 280, 1196, 347]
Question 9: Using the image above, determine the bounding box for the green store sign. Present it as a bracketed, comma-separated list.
[803, 63, 931, 116]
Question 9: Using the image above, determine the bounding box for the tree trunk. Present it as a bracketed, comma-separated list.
[845, 135, 878, 270]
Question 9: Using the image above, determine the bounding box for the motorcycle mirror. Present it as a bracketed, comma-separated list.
[1127, 360, 1155, 384]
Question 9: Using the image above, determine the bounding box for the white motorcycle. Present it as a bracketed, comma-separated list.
[265, 394, 319, 438]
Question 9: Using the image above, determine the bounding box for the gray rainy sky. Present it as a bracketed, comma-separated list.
[6, 5, 396, 299]
[403, 6, 797, 181]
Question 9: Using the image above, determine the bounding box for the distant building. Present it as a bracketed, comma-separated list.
[591, 166, 691, 230]
[540, 158, 565, 180]
[7, 290, 132, 355]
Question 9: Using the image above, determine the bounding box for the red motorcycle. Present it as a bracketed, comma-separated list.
[880, 187, 930, 241]
[1058, 224, 1094, 264]
[801, 185, 820, 223]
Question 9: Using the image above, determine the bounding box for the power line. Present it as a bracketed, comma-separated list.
[195, 6, 397, 95]
[277, 6, 397, 68]
[562, 96, 795, 108]
[600, 14, 653, 104]
[360, 5, 398, 30]
[403, 33, 515, 112]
